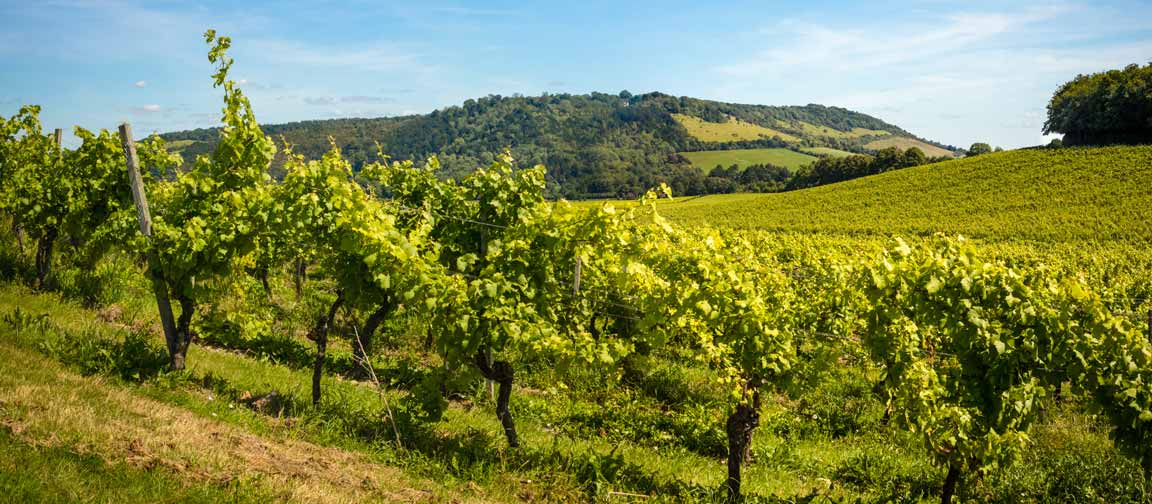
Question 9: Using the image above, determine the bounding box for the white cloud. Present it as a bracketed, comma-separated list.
[133, 80, 147, 88]
[248, 39, 427, 73]
[709, 2, 1152, 148]
[720, 6, 1068, 77]
[130, 104, 161, 114]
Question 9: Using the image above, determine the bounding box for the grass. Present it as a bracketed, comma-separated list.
[0, 427, 274, 503]
[0, 336, 436, 503]
[657, 146, 1152, 243]
[863, 137, 954, 157]
[800, 147, 857, 158]
[672, 114, 799, 143]
[777, 120, 890, 140]
[681, 148, 818, 171]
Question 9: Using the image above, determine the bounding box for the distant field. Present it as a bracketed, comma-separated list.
[672, 114, 799, 143]
[657, 146, 1152, 243]
[864, 137, 955, 157]
[680, 148, 818, 171]
[165, 139, 196, 151]
[801, 147, 857, 157]
[778, 120, 891, 139]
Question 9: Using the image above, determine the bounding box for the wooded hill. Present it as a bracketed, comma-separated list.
[161, 92, 958, 199]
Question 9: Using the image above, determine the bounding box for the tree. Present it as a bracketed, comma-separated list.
[276, 145, 446, 402]
[137, 30, 279, 369]
[625, 216, 796, 501]
[860, 237, 1152, 503]
[1044, 63, 1152, 145]
[967, 143, 992, 156]
[901, 147, 927, 167]
[366, 153, 642, 448]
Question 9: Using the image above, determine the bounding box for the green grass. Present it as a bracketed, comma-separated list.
[863, 137, 955, 157]
[801, 147, 857, 158]
[658, 146, 1152, 243]
[681, 148, 818, 172]
[164, 139, 196, 152]
[777, 120, 890, 140]
[0, 427, 271, 503]
[672, 114, 799, 143]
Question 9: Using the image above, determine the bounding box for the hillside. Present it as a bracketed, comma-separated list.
[864, 137, 956, 158]
[654, 146, 1152, 242]
[161, 92, 958, 199]
[681, 148, 818, 171]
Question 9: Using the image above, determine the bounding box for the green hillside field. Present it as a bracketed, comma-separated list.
[680, 148, 818, 171]
[658, 146, 1152, 243]
[672, 113, 800, 143]
[864, 136, 956, 158]
[801, 147, 857, 157]
[779, 120, 890, 139]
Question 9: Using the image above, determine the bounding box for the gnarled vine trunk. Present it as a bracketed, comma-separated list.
[12, 221, 24, 255]
[475, 349, 519, 448]
[742, 391, 761, 464]
[308, 291, 344, 406]
[256, 266, 271, 300]
[34, 227, 58, 289]
[940, 465, 961, 504]
[293, 258, 306, 302]
[726, 402, 759, 502]
[170, 294, 196, 370]
[353, 300, 392, 374]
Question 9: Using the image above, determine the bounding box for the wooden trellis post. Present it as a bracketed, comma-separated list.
[119, 123, 180, 368]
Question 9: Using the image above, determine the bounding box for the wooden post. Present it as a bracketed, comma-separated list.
[480, 227, 494, 402]
[53, 128, 62, 155]
[573, 256, 582, 296]
[119, 123, 180, 368]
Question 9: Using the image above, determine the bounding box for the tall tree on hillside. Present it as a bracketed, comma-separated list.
[1044, 63, 1152, 145]
[967, 143, 993, 156]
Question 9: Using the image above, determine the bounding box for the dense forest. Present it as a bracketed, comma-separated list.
[163, 92, 958, 198]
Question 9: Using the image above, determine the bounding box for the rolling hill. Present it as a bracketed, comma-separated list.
[161, 92, 959, 199]
[654, 146, 1152, 243]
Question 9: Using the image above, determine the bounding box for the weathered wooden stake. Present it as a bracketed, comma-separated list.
[119, 123, 181, 369]
[573, 256, 582, 296]
[480, 227, 494, 402]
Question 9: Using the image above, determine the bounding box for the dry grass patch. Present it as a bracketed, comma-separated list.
[0, 342, 445, 504]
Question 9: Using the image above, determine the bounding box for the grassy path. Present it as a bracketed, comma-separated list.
[0, 340, 446, 503]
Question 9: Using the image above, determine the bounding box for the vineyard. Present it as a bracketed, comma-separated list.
[2, 32, 1152, 504]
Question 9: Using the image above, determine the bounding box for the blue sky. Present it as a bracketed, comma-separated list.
[2, 0, 1150, 149]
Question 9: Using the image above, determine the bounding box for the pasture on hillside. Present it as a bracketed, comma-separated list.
[672, 113, 800, 143]
[680, 147, 818, 171]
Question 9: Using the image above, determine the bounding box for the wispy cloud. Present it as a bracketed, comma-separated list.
[130, 104, 162, 114]
[303, 97, 336, 106]
[133, 80, 147, 88]
[710, 2, 1152, 146]
[341, 95, 392, 104]
[248, 39, 427, 73]
[719, 5, 1069, 76]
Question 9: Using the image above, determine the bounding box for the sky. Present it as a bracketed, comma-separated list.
[1, 0, 1150, 149]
